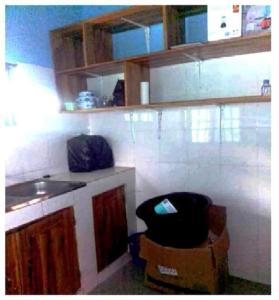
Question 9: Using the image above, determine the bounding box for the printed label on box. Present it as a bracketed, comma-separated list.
[208, 5, 242, 41]
[157, 265, 178, 276]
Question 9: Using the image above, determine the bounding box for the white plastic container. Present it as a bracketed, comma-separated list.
[140, 82, 150, 105]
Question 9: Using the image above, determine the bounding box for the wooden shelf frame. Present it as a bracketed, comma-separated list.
[55, 32, 271, 76]
[61, 95, 271, 114]
[50, 5, 271, 111]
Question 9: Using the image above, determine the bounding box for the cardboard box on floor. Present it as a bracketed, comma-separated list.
[139, 205, 230, 294]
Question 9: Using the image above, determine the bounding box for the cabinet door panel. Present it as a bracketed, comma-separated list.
[6, 232, 23, 294]
[93, 186, 128, 272]
[6, 207, 80, 295]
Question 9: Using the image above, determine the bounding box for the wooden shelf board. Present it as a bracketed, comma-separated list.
[62, 95, 271, 113]
[55, 32, 271, 76]
[174, 5, 207, 18]
[51, 23, 83, 35]
[56, 60, 124, 77]
[51, 5, 207, 35]
[85, 6, 163, 33]
[136, 32, 271, 68]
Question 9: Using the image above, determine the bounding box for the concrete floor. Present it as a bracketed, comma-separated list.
[89, 262, 271, 295]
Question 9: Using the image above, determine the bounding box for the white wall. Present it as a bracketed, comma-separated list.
[88, 52, 271, 285]
[4, 63, 89, 185]
[89, 103, 271, 285]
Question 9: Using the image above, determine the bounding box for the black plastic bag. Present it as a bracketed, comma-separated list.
[67, 134, 114, 172]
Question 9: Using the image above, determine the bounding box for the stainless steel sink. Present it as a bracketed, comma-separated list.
[5, 179, 86, 212]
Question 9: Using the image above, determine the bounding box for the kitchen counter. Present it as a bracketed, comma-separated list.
[5, 179, 86, 213]
[5, 166, 136, 231]
[48, 166, 135, 183]
[5, 166, 134, 213]
[5, 166, 136, 294]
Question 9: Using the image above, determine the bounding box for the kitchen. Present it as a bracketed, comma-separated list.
[4, 3, 272, 295]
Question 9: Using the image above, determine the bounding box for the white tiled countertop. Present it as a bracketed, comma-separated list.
[6, 166, 136, 231]
[48, 166, 135, 184]
[5, 166, 135, 215]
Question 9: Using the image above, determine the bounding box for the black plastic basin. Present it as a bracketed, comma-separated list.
[136, 192, 212, 248]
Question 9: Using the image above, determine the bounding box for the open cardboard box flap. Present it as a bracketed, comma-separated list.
[139, 204, 229, 294]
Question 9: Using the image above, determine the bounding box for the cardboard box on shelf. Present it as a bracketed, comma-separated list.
[139, 205, 230, 294]
[242, 5, 271, 36]
[208, 5, 242, 41]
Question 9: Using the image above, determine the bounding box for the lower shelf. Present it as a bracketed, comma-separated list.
[62, 95, 271, 113]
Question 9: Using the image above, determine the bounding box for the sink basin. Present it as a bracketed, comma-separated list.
[6, 179, 86, 212]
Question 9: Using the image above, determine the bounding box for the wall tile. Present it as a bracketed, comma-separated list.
[5, 146, 25, 178]
[257, 128, 271, 167]
[257, 167, 271, 217]
[131, 110, 157, 132]
[47, 134, 69, 172]
[134, 130, 159, 163]
[257, 102, 271, 128]
[22, 134, 49, 173]
[257, 214, 271, 284]
[220, 128, 258, 166]
[227, 207, 259, 282]
[158, 130, 188, 163]
[221, 103, 258, 129]
[112, 141, 135, 166]
[135, 161, 161, 194]
[153, 162, 187, 194]
[218, 166, 259, 211]
[187, 105, 221, 129]
[160, 108, 185, 130]
[187, 139, 220, 165]
[185, 164, 221, 200]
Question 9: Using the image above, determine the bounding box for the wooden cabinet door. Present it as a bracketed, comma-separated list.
[6, 207, 80, 295]
[6, 232, 24, 294]
[93, 186, 128, 272]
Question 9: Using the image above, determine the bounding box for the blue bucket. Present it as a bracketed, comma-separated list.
[128, 233, 146, 267]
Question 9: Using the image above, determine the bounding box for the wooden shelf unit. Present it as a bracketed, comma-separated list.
[51, 24, 85, 71]
[62, 95, 271, 114]
[50, 6, 271, 111]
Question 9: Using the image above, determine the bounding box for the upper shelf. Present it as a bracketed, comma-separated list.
[62, 95, 271, 114]
[51, 5, 206, 34]
[85, 6, 163, 33]
[55, 32, 271, 77]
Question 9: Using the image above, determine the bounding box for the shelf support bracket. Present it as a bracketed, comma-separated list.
[182, 53, 202, 62]
[121, 17, 150, 53]
[83, 72, 101, 78]
[182, 52, 203, 89]
[157, 110, 163, 140]
[129, 112, 136, 144]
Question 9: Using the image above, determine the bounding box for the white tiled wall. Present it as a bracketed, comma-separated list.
[87, 52, 271, 285]
[4, 63, 89, 185]
[89, 102, 271, 285]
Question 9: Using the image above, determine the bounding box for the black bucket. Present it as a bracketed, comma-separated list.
[136, 192, 212, 248]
